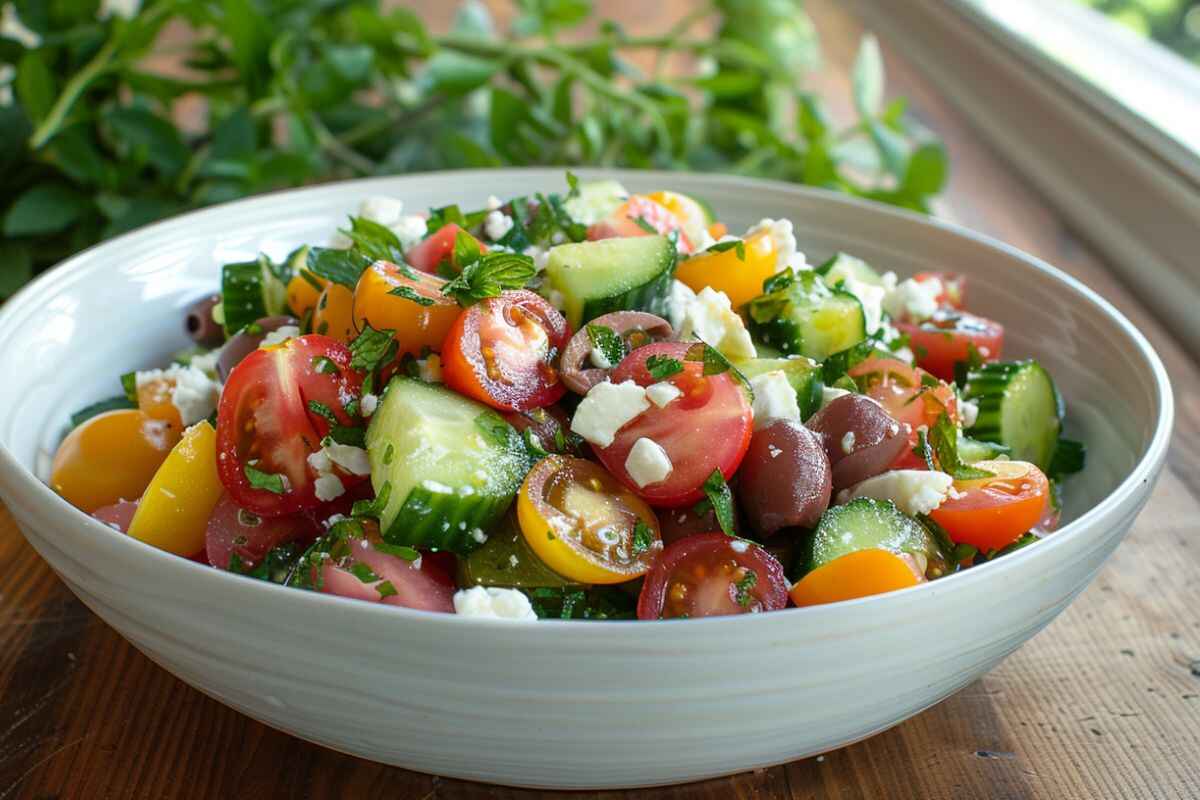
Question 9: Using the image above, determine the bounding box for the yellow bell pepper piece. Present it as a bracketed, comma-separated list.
[127, 421, 223, 556]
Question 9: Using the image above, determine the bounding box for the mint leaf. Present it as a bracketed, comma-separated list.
[629, 215, 658, 234]
[734, 568, 757, 607]
[388, 285, 435, 306]
[348, 322, 398, 374]
[631, 520, 653, 555]
[244, 462, 287, 494]
[704, 239, 746, 260]
[441, 252, 536, 306]
[586, 324, 626, 367]
[699, 469, 736, 537]
[645, 354, 683, 380]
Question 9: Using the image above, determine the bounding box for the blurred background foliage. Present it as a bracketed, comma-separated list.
[0, 0, 948, 298]
[1074, 0, 1200, 62]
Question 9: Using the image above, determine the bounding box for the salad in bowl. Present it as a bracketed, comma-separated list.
[48, 175, 1084, 622]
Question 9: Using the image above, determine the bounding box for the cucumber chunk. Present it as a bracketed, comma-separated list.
[563, 179, 629, 226]
[962, 360, 1061, 471]
[543, 235, 677, 328]
[457, 511, 579, 589]
[733, 355, 823, 419]
[817, 252, 883, 287]
[746, 270, 867, 361]
[957, 433, 1010, 464]
[221, 254, 290, 335]
[365, 378, 531, 554]
[803, 498, 940, 576]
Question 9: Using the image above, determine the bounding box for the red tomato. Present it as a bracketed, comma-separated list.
[896, 309, 1005, 382]
[637, 533, 788, 619]
[441, 290, 571, 411]
[216, 335, 365, 517]
[913, 271, 967, 309]
[587, 196, 694, 252]
[404, 223, 487, 275]
[597, 342, 753, 508]
[205, 494, 321, 571]
[848, 357, 957, 469]
[320, 534, 456, 613]
[92, 500, 139, 533]
[929, 460, 1050, 552]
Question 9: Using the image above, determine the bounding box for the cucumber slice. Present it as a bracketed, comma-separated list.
[962, 360, 1061, 471]
[957, 433, 1010, 464]
[746, 270, 867, 361]
[563, 179, 629, 226]
[733, 355, 823, 419]
[803, 498, 939, 576]
[817, 252, 883, 287]
[457, 511, 579, 589]
[221, 254, 290, 335]
[365, 378, 531, 554]
[543, 235, 677, 328]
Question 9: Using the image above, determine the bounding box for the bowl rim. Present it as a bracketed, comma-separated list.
[0, 167, 1175, 629]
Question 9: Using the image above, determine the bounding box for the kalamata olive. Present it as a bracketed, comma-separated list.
[185, 294, 224, 347]
[806, 394, 908, 491]
[659, 503, 740, 546]
[736, 419, 831, 535]
[216, 315, 299, 381]
[559, 311, 674, 394]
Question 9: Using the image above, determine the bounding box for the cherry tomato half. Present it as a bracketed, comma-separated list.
[637, 533, 788, 620]
[848, 357, 957, 469]
[789, 548, 924, 608]
[51, 409, 178, 513]
[598, 343, 754, 507]
[318, 521, 456, 612]
[205, 494, 320, 571]
[929, 459, 1050, 552]
[913, 271, 966, 310]
[352, 261, 461, 358]
[216, 335, 365, 516]
[405, 223, 487, 275]
[441, 289, 571, 411]
[896, 309, 1004, 382]
[587, 195, 693, 252]
[517, 455, 662, 584]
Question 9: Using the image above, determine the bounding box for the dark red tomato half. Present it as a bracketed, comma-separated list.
[913, 271, 967, 310]
[216, 335, 365, 517]
[895, 308, 1004, 382]
[404, 223, 488, 275]
[441, 289, 571, 411]
[205, 494, 321, 571]
[92, 500, 138, 533]
[320, 534, 456, 613]
[599, 342, 753, 508]
[637, 533, 789, 620]
[848, 357, 958, 470]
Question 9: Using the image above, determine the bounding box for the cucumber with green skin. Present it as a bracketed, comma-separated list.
[220, 253, 291, 335]
[817, 252, 884, 287]
[365, 378, 531, 554]
[733, 355, 823, 420]
[800, 498, 943, 577]
[543, 235, 676, 328]
[962, 360, 1061, 472]
[746, 270, 867, 361]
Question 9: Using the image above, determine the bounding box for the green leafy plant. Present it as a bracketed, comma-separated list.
[0, 0, 947, 298]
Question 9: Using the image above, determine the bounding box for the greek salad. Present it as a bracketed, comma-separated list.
[50, 176, 1085, 621]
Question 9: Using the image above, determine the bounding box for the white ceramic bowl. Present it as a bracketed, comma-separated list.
[0, 170, 1172, 789]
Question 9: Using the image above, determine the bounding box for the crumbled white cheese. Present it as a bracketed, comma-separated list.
[678, 286, 756, 360]
[645, 381, 682, 408]
[314, 473, 346, 502]
[358, 195, 405, 227]
[840, 276, 887, 335]
[307, 448, 332, 474]
[883, 277, 941, 322]
[691, 226, 717, 252]
[322, 443, 371, 476]
[745, 218, 807, 272]
[524, 245, 550, 272]
[841, 431, 857, 454]
[840, 470, 955, 516]
[417, 354, 442, 383]
[486, 195, 503, 211]
[730, 539, 749, 553]
[360, 393, 379, 417]
[483, 209, 514, 241]
[960, 398, 979, 429]
[750, 370, 799, 429]
[453, 586, 538, 621]
[666, 280, 696, 331]
[821, 386, 851, 408]
[589, 346, 612, 370]
[570, 380, 650, 447]
[624, 437, 673, 488]
[259, 325, 300, 348]
[390, 215, 428, 251]
[135, 365, 220, 426]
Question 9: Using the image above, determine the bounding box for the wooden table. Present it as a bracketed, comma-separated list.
[2, 3, 1198, 798]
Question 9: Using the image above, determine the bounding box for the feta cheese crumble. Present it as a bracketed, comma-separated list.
[645, 381, 682, 408]
[453, 586, 538, 621]
[359, 195, 405, 227]
[821, 386, 851, 408]
[570, 380, 650, 447]
[960, 398, 979, 429]
[883, 277, 941, 323]
[391, 215, 428, 251]
[841, 431, 857, 454]
[483, 209, 514, 241]
[678, 286, 756, 360]
[135, 365, 221, 426]
[665, 280, 697, 331]
[259, 325, 300, 348]
[840, 470, 955, 516]
[750, 370, 799, 429]
[313, 473, 345, 502]
[589, 346, 613, 370]
[99, 0, 140, 19]
[624, 437, 673, 488]
[360, 393, 379, 417]
[745, 218, 807, 272]
[840, 276, 888, 335]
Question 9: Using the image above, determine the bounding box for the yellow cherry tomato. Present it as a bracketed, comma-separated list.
[126, 421, 224, 556]
[287, 269, 327, 321]
[352, 261, 461, 357]
[312, 282, 357, 343]
[789, 548, 924, 607]
[516, 455, 662, 584]
[646, 190, 710, 249]
[136, 376, 183, 432]
[50, 409, 179, 513]
[676, 227, 780, 309]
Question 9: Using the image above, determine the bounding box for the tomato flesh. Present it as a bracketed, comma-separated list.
[929, 460, 1050, 552]
[216, 335, 365, 516]
[205, 494, 320, 571]
[847, 357, 957, 470]
[637, 533, 788, 619]
[405, 224, 487, 275]
[587, 196, 693, 252]
[441, 290, 570, 411]
[319, 528, 456, 612]
[896, 309, 1004, 382]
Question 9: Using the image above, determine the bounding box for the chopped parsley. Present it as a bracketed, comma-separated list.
[349, 322, 399, 374]
[586, 324, 627, 367]
[349, 562, 382, 584]
[645, 354, 683, 380]
[311, 356, 340, 375]
[388, 285, 435, 306]
[307, 400, 338, 424]
[374, 541, 421, 561]
[350, 481, 391, 520]
[704, 238, 746, 261]
[474, 410, 516, 449]
[120, 371, 137, 402]
[734, 569, 758, 607]
[244, 462, 287, 494]
[631, 520, 653, 555]
[629, 215, 658, 234]
[914, 412, 993, 480]
[952, 341, 986, 388]
[694, 469, 736, 537]
[523, 428, 551, 459]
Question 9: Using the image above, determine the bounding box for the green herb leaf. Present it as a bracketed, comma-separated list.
[307, 400, 338, 424]
[341, 216, 405, 262]
[306, 247, 372, 289]
[761, 267, 796, 295]
[629, 215, 658, 235]
[312, 356, 340, 375]
[120, 371, 138, 403]
[734, 568, 757, 607]
[351, 481, 392, 520]
[374, 541, 421, 561]
[631, 520, 653, 555]
[523, 427, 551, 460]
[704, 238, 746, 260]
[348, 323, 399, 374]
[586, 324, 627, 367]
[441, 252, 536, 306]
[388, 285, 435, 306]
[922, 412, 994, 480]
[699, 469, 736, 537]
[645, 354, 683, 380]
[475, 410, 517, 449]
[244, 462, 288, 494]
[1048, 438, 1086, 479]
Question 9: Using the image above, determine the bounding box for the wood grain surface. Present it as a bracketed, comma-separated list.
[2, 2, 1198, 798]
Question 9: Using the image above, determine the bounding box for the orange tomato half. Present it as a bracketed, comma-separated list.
[312, 282, 357, 343]
[676, 228, 781, 309]
[352, 261, 461, 357]
[789, 548, 924, 607]
[929, 459, 1050, 552]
